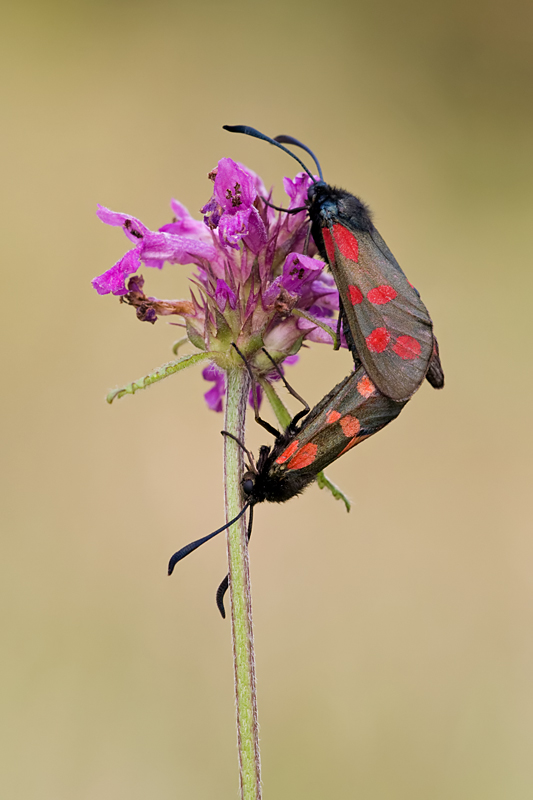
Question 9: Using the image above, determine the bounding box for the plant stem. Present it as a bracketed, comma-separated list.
[224, 367, 262, 800]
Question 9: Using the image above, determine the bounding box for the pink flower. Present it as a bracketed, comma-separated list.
[93, 158, 345, 411]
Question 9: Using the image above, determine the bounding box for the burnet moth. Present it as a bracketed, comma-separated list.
[223, 125, 444, 403]
[168, 347, 408, 617]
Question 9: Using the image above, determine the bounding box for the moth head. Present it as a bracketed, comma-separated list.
[242, 471, 256, 497]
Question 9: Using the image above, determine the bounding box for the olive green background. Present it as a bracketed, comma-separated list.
[3, 0, 532, 797]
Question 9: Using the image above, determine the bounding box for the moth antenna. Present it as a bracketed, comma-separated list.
[215, 575, 229, 619]
[223, 125, 317, 183]
[216, 506, 254, 619]
[261, 196, 307, 215]
[168, 502, 251, 576]
[274, 134, 324, 182]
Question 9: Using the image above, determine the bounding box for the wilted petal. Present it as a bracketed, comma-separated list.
[92, 248, 141, 295]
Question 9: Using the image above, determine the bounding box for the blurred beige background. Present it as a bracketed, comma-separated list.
[2, 0, 532, 797]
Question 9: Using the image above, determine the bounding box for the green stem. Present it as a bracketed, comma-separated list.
[224, 367, 262, 800]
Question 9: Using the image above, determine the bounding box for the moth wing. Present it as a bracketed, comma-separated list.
[271, 370, 406, 480]
[326, 222, 434, 401]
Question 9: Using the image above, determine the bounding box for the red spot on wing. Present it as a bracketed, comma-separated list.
[322, 224, 359, 263]
[339, 434, 371, 456]
[366, 327, 390, 352]
[393, 335, 421, 360]
[367, 285, 397, 305]
[348, 285, 363, 305]
[326, 409, 341, 424]
[357, 375, 376, 398]
[287, 443, 318, 470]
[339, 415, 361, 438]
[322, 228, 335, 264]
[276, 440, 299, 465]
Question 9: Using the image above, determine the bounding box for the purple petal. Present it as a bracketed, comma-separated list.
[139, 231, 217, 267]
[281, 252, 324, 294]
[262, 276, 282, 307]
[248, 383, 263, 410]
[263, 318, 304, 353]
[215, 279, 237, 312]
[96, 205, 150, 244]
[92, 248, 141, 295]
[202, 364, 225, 413]
[218, 208, 251, 249]
[296, 314, 347, 347]
[159, 200, 208, 239]
[243, 207, 267, 255]
[283, 172, 314, 209]
[214, 159, 257, 213]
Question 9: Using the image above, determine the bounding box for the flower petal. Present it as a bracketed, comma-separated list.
[215, 279, 237, 312]
[140, 231, 217, 267]
[214, 158, 257, 213]
[281, 252, 324, 294]
[92, 248, 141, 296]
[202, 363, 225, 413]
[96, 205, 150, 243]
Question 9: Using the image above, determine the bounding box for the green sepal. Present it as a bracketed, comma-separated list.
[171, 336, 190, 356]
[106, 351, 210, 404]
[316, 471, 351, 512]
[185, 319, 206, 351]
[213, 308, 233, 347]
[292, 309, 338, 348]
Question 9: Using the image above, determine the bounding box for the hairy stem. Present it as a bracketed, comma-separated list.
[224, 367, 262, 800]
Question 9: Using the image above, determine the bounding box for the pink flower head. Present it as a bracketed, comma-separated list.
[93, 157, 345, 411]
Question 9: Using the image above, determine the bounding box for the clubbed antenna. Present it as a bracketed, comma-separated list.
[168, 502, 251, 575]
[274, 134, 324, 182]
[223, 125, 318, 183]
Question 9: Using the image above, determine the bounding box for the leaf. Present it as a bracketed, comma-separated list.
[316, 471, 351, 512]
[106, 352, 210, 404]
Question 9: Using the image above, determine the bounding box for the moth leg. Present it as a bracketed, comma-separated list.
[261, 347, 310, 428]
[231, 342, 280, 438]
[303, 222, 312, 256]
[335, 312, 342, 352]
[220, 430, 256, 473]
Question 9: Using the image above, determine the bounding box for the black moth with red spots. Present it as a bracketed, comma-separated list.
[168, 364, 407, 617]
[241, 367, 406, 506]
[224, 126, 445, 402]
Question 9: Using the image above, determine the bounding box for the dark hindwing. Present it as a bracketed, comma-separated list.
[324, 220, 435, 402]
[265, 368, 407, 490]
